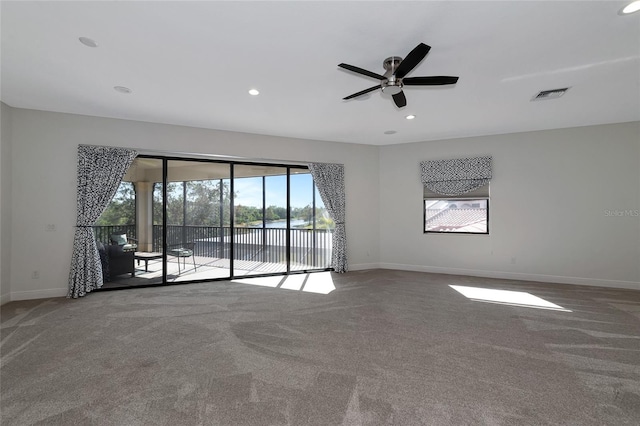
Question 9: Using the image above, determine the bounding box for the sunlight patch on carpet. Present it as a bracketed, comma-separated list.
[450, 285, 572, 312]
[280, 274, 306, 291]
[302, 272, 335, 294]
[233, 275, 283, 288]
[232, 272, 335, 294]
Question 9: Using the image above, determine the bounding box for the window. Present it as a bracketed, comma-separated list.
[424, 185, 489, 234]
[420, 156, 492, 235]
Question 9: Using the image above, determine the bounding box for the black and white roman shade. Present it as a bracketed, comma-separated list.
[420, 156, 492, 196]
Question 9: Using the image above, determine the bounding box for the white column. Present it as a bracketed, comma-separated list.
[135, 182, 154, 252]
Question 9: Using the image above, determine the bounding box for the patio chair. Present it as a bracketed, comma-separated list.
[167, 242, 197, 275]
[110, 232, 138, 252]
[97, 240, 134, 281]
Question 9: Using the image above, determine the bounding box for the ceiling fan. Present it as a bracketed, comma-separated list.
[339, 43, 459, 108]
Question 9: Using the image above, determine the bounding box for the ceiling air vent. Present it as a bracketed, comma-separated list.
[531, 87, 569, 101]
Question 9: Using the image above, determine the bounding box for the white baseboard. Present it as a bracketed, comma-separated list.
[5, 266, 637, 302]
[10, 287, 68, 302]
[348, 263, 380, 272]
[376, 263, 640, 291]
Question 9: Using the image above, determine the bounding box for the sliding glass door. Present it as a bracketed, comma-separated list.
[95, 157, 165, 288]
[233, 164, 289, 276]
[289, 169, 333, 271]
[165, 160, 232, 282]
[96, 157, 332, 290]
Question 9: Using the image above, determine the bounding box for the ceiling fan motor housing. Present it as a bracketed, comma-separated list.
[382, 56, 404, 94]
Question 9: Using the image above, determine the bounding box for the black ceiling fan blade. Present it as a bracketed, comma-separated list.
[338, 63, 385, 80]
[394, 43, 431, 79]
[392, 91, 407, 108]
[403, 76, 459, 86]
[343, 85, 381, 100]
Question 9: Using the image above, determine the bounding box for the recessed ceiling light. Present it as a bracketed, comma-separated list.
[621, 1, 640, 14]
[405, 115, 416, 120]
[78, 37, 98, 48]
[114, 86, 132, 94]
[248, 89, 260, 96]
[384, 130, 397, 135]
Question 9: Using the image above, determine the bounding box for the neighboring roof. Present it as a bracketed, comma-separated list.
[425, 208, 487, 232]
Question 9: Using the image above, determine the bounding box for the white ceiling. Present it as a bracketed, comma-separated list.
[1, 1, 639, 146]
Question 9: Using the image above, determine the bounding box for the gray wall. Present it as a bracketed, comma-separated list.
[1, 103, 12, 304]
[6, 107, 379, 301]
[379, 122, 640, 289]
[3, 105, 639, 302]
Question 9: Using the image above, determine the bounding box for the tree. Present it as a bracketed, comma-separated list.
[235, 205, 262, 226]
[153, 182, 185, 225]
[299, 204, 314, 222]
[316, 215, 335, 229]
[187, 180, 221, 226]
[96, 182, 136, 226]
[153, 180, 232, 226]
[265, 205, 278, 221]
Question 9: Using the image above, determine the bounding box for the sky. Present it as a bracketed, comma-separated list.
[140, 170, 324, 210]
[233, 173, 324, 209]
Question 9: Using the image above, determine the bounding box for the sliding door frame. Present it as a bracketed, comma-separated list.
[99, 154, 331, 292]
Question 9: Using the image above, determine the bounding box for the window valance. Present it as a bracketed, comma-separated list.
[420, 156, 492, 196]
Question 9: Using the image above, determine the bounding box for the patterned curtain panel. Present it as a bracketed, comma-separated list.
[420, 156, 492, 196]
[68, 146, 137, 298]
[308, 163, 348, 273]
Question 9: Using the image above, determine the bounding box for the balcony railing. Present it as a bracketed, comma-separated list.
[93, 224, 333, 269]
[153, 225, 333, 269]
[93, 224, 136, 245]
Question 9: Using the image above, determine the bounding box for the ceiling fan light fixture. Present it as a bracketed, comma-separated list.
[248, 89, 260, 96]
[381, 80, 403, 95]
[381, 86, 402, 95]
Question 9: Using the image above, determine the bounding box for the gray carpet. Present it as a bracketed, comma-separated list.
[1, 269, 639, 425]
